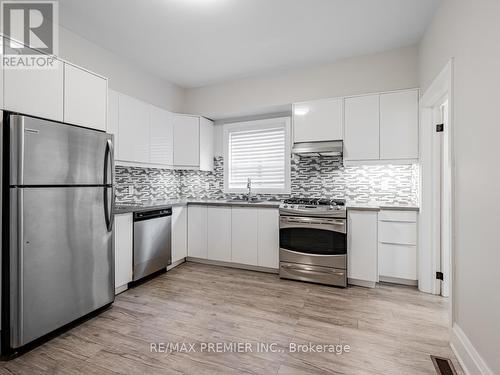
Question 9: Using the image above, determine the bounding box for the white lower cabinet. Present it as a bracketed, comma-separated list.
[114, 213, 133, 293]
[186, 205, 279, 269]
[231, 207, 259, 266]
[172, 206, 188, 263]
[378, 210, 418, 283]
[378, 243, 417, 281]
[187, 205, 208, 259]
[207, 207, 232, 262]
[347, 210, 378, 287]
[257, 208, 279, 269]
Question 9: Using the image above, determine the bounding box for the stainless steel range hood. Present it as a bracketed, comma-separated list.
[292, 141, 343, 157]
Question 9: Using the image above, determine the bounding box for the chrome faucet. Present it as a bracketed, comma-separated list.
[247, 178, 252, 201]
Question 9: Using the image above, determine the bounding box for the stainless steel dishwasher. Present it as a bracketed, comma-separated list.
[133, 208, 172, 281]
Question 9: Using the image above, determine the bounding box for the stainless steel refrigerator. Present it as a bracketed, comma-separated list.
[1, 113, 115, 355]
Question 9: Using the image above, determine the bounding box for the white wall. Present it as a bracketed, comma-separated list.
[183, 45, 419, 119]
[419, 0, 500, 373]
[59, 27, 185, 112]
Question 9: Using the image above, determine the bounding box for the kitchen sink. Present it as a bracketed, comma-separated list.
[226, 197, 265, 203]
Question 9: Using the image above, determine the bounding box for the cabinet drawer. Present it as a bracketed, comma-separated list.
[378, 221, 417, 245]
[378, 210, 417, 223]
[378, 243, 417, 280]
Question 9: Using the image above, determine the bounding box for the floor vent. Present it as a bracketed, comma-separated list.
[431, 356, 457, 375]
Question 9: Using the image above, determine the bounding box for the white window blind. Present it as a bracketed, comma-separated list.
[227, 125, 287, 191]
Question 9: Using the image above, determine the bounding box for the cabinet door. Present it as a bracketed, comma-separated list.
[150, 106, 174, 165]
[3, 46, 63, 122]
[380, 90, 419, 160]
[173, 115, 200, 167]
[207, 207, 232, 262]
[257, 208, 279, 269]
[231, 207, 258, 266]
[199, 117, 214, 171]
[118, 94, 150, 163]
[115, 213, 133, 291]
[347, 211, 378, 285]
[172, 206, 188, 263]
[187, 205, 207, 259]
[378, 243, 417, 280]
[107, 89, 119, 158]
[293, 98, 343, 143]
[344, 95, 380, 161]
[64, 63, 107, 131]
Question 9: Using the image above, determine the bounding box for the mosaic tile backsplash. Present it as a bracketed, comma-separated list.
[116, 156, 419, 205]
[115, 156, 419, 205]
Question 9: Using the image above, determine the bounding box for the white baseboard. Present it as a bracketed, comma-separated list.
[114, 284, 128, 295]
[450, 324, 493, 375]
[187, 257, 279, 274]
[167, 258, 186, 271]
[348, 278, 376, 288]
[378, 276, 418, 286]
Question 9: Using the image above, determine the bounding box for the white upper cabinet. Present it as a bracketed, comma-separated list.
[293, 98, 343, 143]
[64, 63, 107, 131]
[150, 106, 174, 165]
[3, 46, 64, 122]
[199, 117, 214, 171]
[173, 114, 200, 167]
[0, 55, 3, 109]
[117, 93, 150, 163]
[379, 90, 419, 160]
[344, 94, 380, 161]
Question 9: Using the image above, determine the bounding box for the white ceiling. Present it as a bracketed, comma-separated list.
[59, 0, 441, 88]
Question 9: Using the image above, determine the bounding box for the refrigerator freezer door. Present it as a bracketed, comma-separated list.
[9, 186, 114, 348]
[9, 115, 113, 186]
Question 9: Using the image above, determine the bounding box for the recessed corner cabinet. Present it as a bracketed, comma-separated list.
[107, 90, 214, 170]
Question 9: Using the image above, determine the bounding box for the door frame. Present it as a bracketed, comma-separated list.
[418, 60, 455, 325]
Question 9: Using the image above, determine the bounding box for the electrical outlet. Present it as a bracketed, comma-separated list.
[128, 185, 134, 195]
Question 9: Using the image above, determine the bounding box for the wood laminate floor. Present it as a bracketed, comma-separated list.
[0, 262, 463, 375]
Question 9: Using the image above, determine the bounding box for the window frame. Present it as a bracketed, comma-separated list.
[223, 117, 291, 195]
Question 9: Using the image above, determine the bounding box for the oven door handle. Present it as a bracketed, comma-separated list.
[281, 264, 345, 276]
[280, 217, 346, 233]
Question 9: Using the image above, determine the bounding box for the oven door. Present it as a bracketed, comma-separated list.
[279, 216, 346, 269]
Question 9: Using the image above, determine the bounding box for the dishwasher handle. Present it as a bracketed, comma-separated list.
[133, 208, 172, 222]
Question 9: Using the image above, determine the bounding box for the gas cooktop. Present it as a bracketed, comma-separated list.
[279, 197, 346, 218]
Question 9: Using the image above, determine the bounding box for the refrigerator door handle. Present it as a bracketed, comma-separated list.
[103, 140, 114, 232]
[10, 188, 24, 348]
[10, 115, 25, 186]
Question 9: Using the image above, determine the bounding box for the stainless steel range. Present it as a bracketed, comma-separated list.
[279, 198, 347, 287]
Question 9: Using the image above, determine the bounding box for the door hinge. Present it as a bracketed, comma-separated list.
[436, 123, 444, 132]
[436, 271, 444, 280]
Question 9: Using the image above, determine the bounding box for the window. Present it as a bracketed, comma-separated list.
[223, 117, 291, 194]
